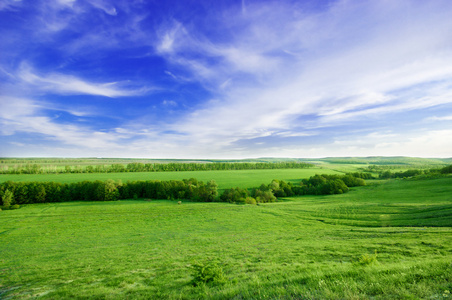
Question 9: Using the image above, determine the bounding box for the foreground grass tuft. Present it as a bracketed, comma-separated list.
[356, 251, 378, 266]
[190, 261, 226, 287]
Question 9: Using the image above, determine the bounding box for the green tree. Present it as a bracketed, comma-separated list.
[440, 165, 452, 174]
[2, 189, 14, 207]
[205, 180, 218, 201]
[96, 179, 120, 201]
[220, 187, 248, 203]
[255, 189, 276, 203]
[34, 184, 46, 203]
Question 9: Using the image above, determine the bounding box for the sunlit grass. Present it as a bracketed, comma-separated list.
[0, 168, 343, 190]
[1, 177, 451, 299]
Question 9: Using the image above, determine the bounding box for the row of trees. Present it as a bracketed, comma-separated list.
[0, 173, 370, 206]
[0, 162, 313, 175]
[0, 178, 219, 205]
[378, 165, 452, 179]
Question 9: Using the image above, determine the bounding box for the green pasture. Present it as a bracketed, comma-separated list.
[0, 168, 342, 190]
[1, 177, 451, 299]
[310, 162, 368, 173]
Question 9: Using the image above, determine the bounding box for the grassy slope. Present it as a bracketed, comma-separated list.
[0, 168, 342, 190]
[1, 177, 451, 299]
[315, 156, 452, 165]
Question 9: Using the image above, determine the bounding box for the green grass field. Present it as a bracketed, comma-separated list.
[1, 176, 451, 299]
[0, 168, 342, 190]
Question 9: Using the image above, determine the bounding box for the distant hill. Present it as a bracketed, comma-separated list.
[1, 156, 451, 166]
[212, 157, 452, 165]
[312, 156, 452, 165]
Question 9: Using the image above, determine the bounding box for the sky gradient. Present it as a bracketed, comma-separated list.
[1, 0, 452, 158]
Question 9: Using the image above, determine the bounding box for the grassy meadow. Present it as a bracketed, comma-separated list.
[1, 165, 451, 299]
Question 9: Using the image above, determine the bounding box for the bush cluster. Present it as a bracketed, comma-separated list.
[219, 173, 367, 204]
[220, 186, 278, 204]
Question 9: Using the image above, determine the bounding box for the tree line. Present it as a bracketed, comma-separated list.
[0, 173, 369, 207]
[0, 162, 313, 175]
[0, 178, 219, 205]
[378, 165, 452, 179]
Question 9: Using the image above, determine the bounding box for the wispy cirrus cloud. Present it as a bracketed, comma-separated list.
[426, 115, 452, 122]
[85, 0, 117, 16]
[0, 0, 22, 11]
[0, 96, 126, 150]
[17, 63, 148, 97]
[150, 0, 452, 157]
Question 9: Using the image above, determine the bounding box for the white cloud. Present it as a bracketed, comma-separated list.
[0, 96, 124, 149]
[162, 100, 177, 107]
[17, 63, 146, 97]
[0, 0, 21, 11]
[425, 115, 452, 122]
[156, 21, 184, 54]
[56, 0, 75, 7]
[150, 0, 452, 157]
[330, 130, 452, 158]
[85, 0, 117, 16]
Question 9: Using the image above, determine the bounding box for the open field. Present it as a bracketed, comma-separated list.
[1, 176, 451, 299]
[1, 157, 450, 175]
[0, 168, 343, 190]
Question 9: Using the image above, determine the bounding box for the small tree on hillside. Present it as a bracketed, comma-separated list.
[2, 189, 14, 207]
[206, 180, 218, 200]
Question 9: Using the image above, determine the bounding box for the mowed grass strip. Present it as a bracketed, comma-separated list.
[0, 168, 342, 190]
[0, 177, 451, 299]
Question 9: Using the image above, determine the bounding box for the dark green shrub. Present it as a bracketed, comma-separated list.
[440, 165, 452, 174]
[1, 189, 13, 207]
[245, 197, 257, 204]
[356, 251, 377, 266]
[220, 187, 249, 203]
[190, 261, 226, 287]
[255, 189, 277, 203]
[95, 179, 120, 201]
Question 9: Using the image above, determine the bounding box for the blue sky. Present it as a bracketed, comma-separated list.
[1, 0, 452, 158]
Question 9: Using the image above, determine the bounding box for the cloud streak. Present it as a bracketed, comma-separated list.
[0, 96, 128, 152]
[17, 64, 147, 97]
